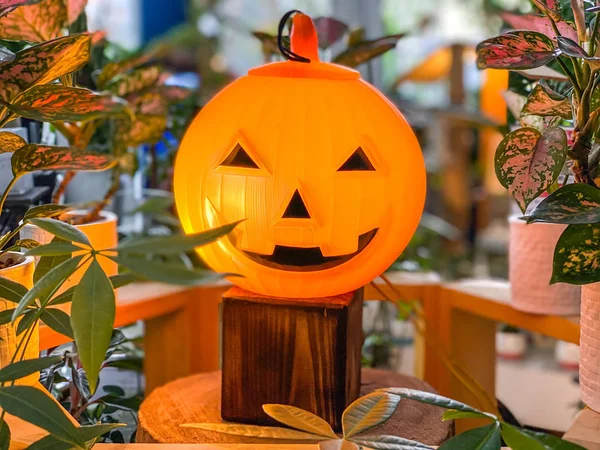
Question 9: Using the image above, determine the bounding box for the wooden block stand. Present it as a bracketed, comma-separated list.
[221, 286, 363, 429]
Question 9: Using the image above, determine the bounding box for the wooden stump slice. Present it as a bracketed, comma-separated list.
[137, 369, 453, 446]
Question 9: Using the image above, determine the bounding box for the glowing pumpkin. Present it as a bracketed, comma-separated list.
[174, 13, 426, 298]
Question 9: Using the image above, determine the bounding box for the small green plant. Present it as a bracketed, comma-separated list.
[183, 388, 584, 450]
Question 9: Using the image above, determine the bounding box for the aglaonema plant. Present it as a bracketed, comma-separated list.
[182, 388, 583, 450]
[477, 0, 600, 284]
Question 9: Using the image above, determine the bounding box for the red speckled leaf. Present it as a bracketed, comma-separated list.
[522, 84, 572, 119]
[96, 43, 169, 89]
[476, 31, 559, 70]
[116, 115, 166, 147]
[500, 11, 576, 40]
[128, 91, 168, 116]
[495, 126, 567, 213]
[0, 34, 91, 102]
[531, 0, 562, 21]
[552, 223, 600, 284]
[8, 85, 128, 122]
[11, 144, 115, 176]
[313, 17, 348, 49]
[333, 34, 405, 68]
[160, 85, 194, 103]
[104, 65, 161, 97]
[528, 183, 600, 224]
[0, 0, 42, 17]
[66, 0, 86, 24]
[0, 0, 66, 42]
[0, 131, 26, 153]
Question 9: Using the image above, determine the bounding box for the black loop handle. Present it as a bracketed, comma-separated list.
[278, 10, 311, 63]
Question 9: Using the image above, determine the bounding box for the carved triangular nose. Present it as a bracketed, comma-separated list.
[282, 190, 311, 219]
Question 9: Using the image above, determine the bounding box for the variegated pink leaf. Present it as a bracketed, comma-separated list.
[158, 85, 195, 103]
[11, 144, 115, 176]
[128, 91, 168, 116]
[0, 131, 26, 153]
[116, 115, 166, 147]
[0, 0, 66, 42]
[88, 30, 106, 45]
[66, 0, 86, 24]
[556, 36, 588, 58]
[333, 34, 405, 67]
[8, 85, 129, 122]
[494, 126, 567, 212]
[528, 183, 600, 224]
[104, 65, 161, 97]
[500, 11, 576, 41]
[0, 0, 42, 17]
[522, 84, 572, 119]
[0, 34, 91, 102]
[476, 31, 559, 70]
[531, 0, 562, 21]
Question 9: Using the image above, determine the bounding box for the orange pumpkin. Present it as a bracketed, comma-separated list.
[174, 13, 426, 298]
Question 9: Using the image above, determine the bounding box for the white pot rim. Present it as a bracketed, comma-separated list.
[0, 251, 34, 277]
[21, 209, 118, 229]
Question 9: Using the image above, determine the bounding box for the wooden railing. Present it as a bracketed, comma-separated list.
[12, 273, 599, 449]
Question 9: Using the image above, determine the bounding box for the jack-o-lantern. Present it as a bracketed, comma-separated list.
[174, 12, 426, 298]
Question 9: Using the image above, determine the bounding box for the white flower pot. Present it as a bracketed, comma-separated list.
[509, 217, 580, 315]
[496, 330, 527, 360]
[0, 252, 38, 385]
[555, 340, 580, 371]
[20, 210, 118, 295]
[580, 283, 600, 412]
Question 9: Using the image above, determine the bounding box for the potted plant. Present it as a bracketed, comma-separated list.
[476, 0, 600, 412]
[496, 324, 527, 360]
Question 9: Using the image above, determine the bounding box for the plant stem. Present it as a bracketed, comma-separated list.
[571, 0, 588, 43]
[556, 58, 582, 97]
[52, 171, 76, 203]
[0, 177, 18, 215]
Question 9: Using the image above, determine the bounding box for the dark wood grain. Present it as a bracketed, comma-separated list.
[221, 287, 363, 429]
[137, 369, 454, 445]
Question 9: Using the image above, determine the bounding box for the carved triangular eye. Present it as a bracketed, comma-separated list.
[338, 147, 375, 171]
[220, 143, 259, 168]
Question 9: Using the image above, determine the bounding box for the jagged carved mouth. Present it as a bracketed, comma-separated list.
[242, 228, 378, 272]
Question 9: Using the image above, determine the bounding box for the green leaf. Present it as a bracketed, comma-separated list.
[552, 223, 600, 284]
[117, 221, 239, 254]
[476, 31, 560, 70]
[333, 34, 404, 67]
[23, 204, 71, 221]
[13, 254, 83, 320]
[351, 434, 433, 449]
[494, 127, 567, 213]
[102, 355, 143, 372]
[0, 131, 26, 154]
[128, 195, 173, 215]
[34, 237, 70, 284]
[520, 429, 587, 449]
[528, 184, 600, 224]
[41, 308, 74, 339]
[26, 434, 76, 450]
[8, 85, 129, 122]
[0, 385, 85, 447]
[439, 423, 501, 450]
[501, 423, 546, 450]
[16, 309, 37, 335]
[342, 391, 401, 438]
[26, 423, 126, 448]
[28, 218, 90, 246]
[378, 388, 492, 417]
[262, 404, 337, 438]
[180, 423, 324, 440]
[79, 422, 125, 441]
[0, 356, 62, 382]
[15, 239, 39, 250]
[25, 241, 83, 257]
[71, 259, 115, 393]
[522, 84, 572, 119]
[0, 418, 9, 450]
[48, 272, 138, 307]
[442, 410, 495, 422]
[115, 255, 221, 286]
[0, 276, 27, 303]
[12, 145, 115, 177]
[0, 34, 91, 103]
[0, 309, 15, 326]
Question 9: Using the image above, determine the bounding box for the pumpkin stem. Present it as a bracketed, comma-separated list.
[290, 14, 320, 62]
